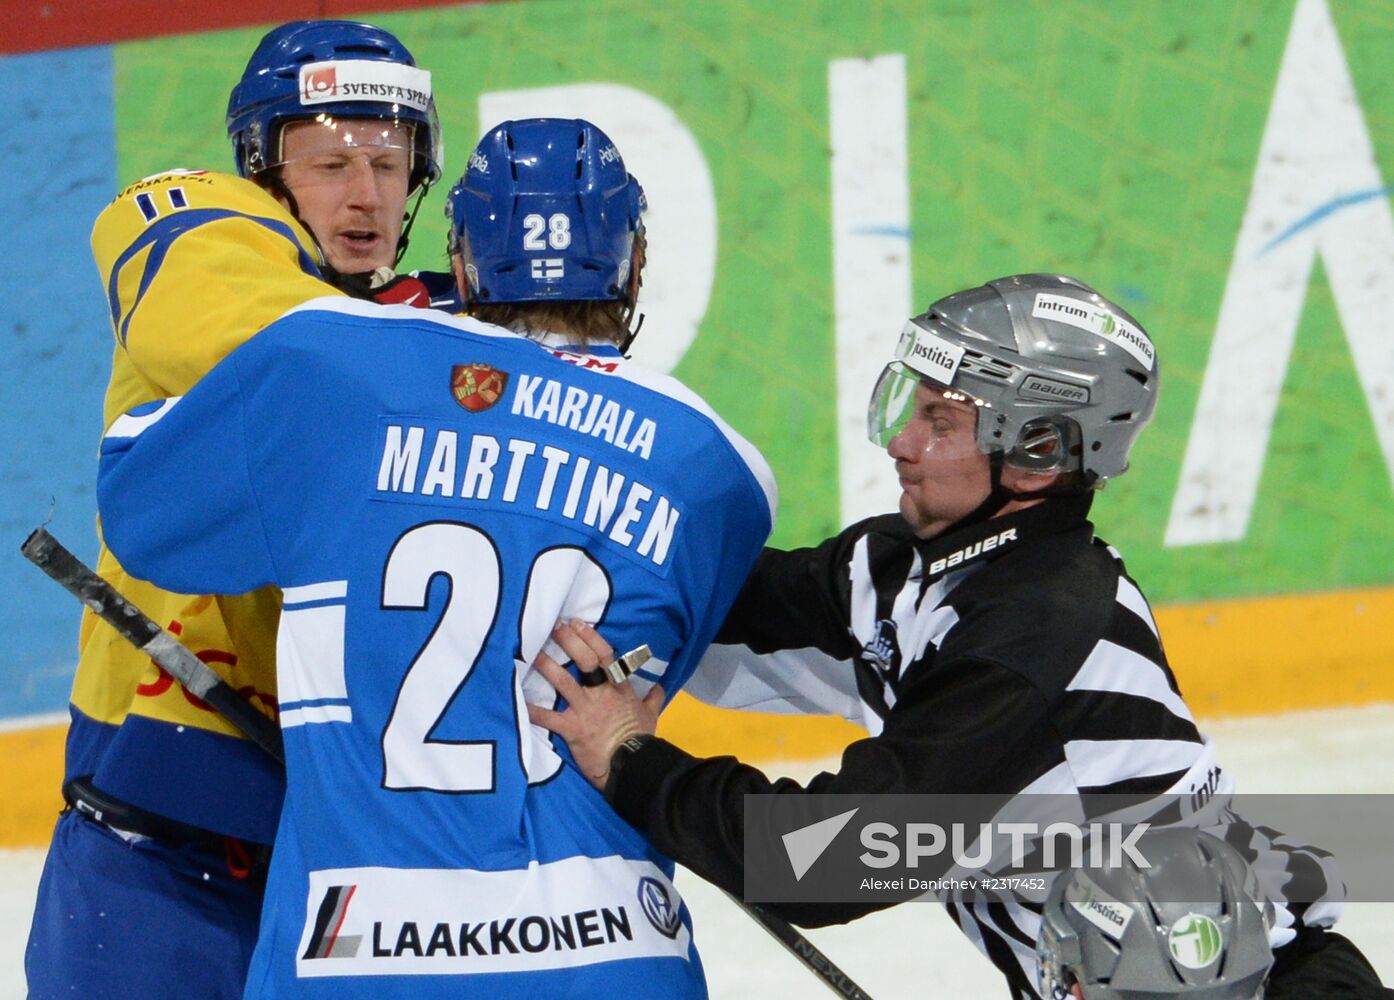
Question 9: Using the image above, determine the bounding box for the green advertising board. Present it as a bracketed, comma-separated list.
[112, 0, 1394, 604]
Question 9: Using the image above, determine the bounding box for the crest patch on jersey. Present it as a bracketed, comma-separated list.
[451, 363, 509, 412]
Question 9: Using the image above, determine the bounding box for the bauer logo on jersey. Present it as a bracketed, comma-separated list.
[298, 60, 432, 112]
[295, 859, 690, 978]
[452, 363, 509, 412]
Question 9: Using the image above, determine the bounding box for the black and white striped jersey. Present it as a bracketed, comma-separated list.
[608, 495, 1344, 999]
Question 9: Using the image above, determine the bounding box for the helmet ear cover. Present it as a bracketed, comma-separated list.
[1006, 414, 1084, 475]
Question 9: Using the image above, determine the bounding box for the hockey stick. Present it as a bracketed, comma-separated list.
[726, 892, 877, 999]
[23, 527, 873, 997]
[21, 526, 284, 764]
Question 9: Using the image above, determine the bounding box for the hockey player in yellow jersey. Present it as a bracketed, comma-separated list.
[25, 21, 443, 1000]
[95, 170, 336, 445]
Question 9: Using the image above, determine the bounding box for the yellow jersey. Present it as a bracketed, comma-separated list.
[71, 170, 342, 841]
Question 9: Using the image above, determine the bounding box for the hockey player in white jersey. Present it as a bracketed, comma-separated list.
[95, 119, 776, 998]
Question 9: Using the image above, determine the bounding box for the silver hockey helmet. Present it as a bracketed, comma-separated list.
[868, 274, 1159, 484]
[1037, 829, 1274, 1000]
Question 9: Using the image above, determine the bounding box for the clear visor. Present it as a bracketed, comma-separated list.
[268, 115, 417, 186]
[871, 362, 1085, 478]
[868, 363, 921, 447]
[867, 362, 984, 448]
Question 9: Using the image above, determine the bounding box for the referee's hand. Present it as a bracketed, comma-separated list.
[528, 620, 663, 790]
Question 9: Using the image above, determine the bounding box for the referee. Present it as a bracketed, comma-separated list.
[532, 274, 1389, 998]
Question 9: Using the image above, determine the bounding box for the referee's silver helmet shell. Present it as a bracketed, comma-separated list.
[1036, 828, 1274, 1000]
[897, 274, 1159, 483]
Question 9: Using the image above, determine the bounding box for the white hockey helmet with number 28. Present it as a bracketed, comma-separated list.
[868, 274, 1159, 485]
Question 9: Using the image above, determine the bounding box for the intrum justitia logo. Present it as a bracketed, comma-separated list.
[1168, 913, 1224, 969]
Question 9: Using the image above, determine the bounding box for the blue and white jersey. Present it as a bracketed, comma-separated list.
[97, 297, 776, 999]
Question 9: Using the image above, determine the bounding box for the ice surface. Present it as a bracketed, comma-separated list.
[5, 705, 1392, 999]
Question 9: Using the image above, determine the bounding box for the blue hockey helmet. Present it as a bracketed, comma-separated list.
[227, 20, 442, 195]
[446, 118, 646, 304]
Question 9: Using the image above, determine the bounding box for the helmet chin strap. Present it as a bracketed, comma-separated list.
[258, 171, 303, 234]
[951, 452, 1016, 531]
[318, 265, 383, 299]
[947, 452, 1094, 534]
[394, 185, 429, 266]
[615, 239, 646, 355]
[617, 311, 645, 355]
[256, 170, 357, 289]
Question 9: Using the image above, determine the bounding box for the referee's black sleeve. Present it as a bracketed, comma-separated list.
[606, 657, 1059, 926]
[715, 516, 905, 658]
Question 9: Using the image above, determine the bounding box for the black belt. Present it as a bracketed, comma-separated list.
[63, 775, 272, 876]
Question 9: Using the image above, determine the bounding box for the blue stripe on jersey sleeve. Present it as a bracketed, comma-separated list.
[106, 208, 323, 347]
